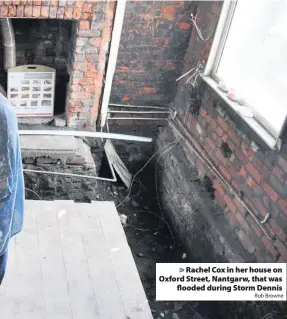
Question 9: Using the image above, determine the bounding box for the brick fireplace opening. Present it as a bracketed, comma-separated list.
[10, 18, 76, 117]
[0, 1, 116, 128]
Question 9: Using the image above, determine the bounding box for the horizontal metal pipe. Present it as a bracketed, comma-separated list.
[109, 103, 170, 110]
[23, 169, 117, 182]
[169, 118, 273, 240]
[108, 110, 171, 114]
[108, 117, 168, 121]
[19, 130, 152, 143]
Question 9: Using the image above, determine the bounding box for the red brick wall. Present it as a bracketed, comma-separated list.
[0, 0, 116, 128]
[110, 1, 196, 106]
[174, 1, 287, 262]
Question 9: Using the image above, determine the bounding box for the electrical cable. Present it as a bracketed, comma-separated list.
[109, 103, 170, 110]
[105, 122, 185, 255]
[116, 140, 179, 208]
[25, 188, 41, 200]
[25, 102, 271, 247]
[176, 67, 196, 82]
[168, 117, 274, 240]
[105, 121, 148, 200]
[177, 61, 203, 87]
[185, 68, 200, 85]
[190, 13, 214, 41]
[134, 177, 147, 192]
[190, 72, 200, 87]
[105, 90, 273, 242]
[129, 178, 143, 200]
[127, 211, 166, 232]
[114, 140, 180, 258]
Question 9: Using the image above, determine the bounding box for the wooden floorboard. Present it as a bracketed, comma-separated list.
[0, 200, 152, 319]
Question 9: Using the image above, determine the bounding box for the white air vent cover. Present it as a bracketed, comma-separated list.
[7, 65, 56, 117]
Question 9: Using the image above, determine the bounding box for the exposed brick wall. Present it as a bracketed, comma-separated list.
[164, 1, 287, 262]
[110, 1, 196, 107]
[156, 126, 256, 263]
[13, 19, 71, 72]
[0, 0, 116, 128]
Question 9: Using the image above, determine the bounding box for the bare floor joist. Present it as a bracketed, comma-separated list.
[0, 200, 152, 319]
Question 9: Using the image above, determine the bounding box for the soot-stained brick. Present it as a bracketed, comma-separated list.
[160, 0, 287, 263]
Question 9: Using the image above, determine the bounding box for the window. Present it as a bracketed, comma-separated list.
[204, 0, 287, 149]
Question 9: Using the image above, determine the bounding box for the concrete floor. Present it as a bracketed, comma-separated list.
[0, 200, 152, 319]
[20, 135, 95, 168]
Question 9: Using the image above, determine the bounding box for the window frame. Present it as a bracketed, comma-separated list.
[202, 0, 285, 150]
[210, 1, 237, 82]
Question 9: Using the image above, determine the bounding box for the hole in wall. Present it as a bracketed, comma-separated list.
[203, 175, 215, 199]
[221, 142, 233, 159]
[188, 85, 201, 116]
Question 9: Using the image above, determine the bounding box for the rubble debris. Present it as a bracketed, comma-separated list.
[120, 214, 128, 226]
[132, 200, 139, 208]
[54, 114, 66, 127]
[173, 302, 185, 312]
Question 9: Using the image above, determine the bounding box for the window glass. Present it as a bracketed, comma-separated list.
[215, 0, 287, 135]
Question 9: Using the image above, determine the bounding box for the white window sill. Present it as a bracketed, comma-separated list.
[202, 76, 281, 150]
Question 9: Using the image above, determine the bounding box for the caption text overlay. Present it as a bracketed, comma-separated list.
[156, 263, 286, 301]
